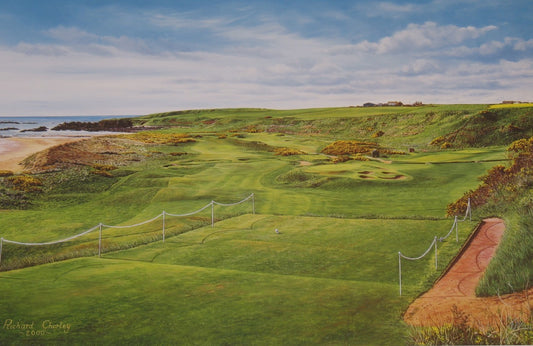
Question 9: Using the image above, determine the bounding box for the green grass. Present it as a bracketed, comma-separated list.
[0, 213, 476, 344]
[489, 103, 533, 109]
[1, 105, 529, 344]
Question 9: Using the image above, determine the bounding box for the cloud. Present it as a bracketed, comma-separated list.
[149, 13, 232, 31]
[14, 42, 70, 56]
[377, 2, 418, 14]
[0, 10, 531, 115]
[400, 59, 442, 75]
[354, 22, 497, 54]
[47, 26, 98, 43]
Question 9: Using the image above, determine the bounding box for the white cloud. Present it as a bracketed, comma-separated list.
[14, 42, 70, 56]
[0, 16, 531, 115]
[150, 13, 232, 31]
[47, 26, 98, 43]
[401, 59, 442, 75]
[354, 22, 497, 54]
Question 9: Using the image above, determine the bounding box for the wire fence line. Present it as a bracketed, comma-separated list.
[0, 193, 255, 267]
[398, 198, 472, 296]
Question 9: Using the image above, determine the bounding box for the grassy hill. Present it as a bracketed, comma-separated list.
[0, 104, 532, 344]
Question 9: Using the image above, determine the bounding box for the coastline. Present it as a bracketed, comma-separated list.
[0, 136, 91, 172]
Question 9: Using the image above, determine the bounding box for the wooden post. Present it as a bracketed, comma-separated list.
[434, 236, 438, 269]
[98, 223, 102, 257]
[0, 238, 3, 267]
[162, 211, 166, 243]
[398, 252, 402, 296]
[211, 201, 214, 227]
[455, 216, 459, 242]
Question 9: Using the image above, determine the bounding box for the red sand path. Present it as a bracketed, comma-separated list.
[404, 218, 533, 329]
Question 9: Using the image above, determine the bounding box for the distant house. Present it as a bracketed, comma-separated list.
[363, 102, 376, 107]
[502, 101, 520, 104]
[386, 101, 403, 107]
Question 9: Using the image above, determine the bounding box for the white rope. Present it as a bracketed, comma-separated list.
[2, 224, 101, 246]
[102, 213, 164, 229]
[399, 236, 437, 261]
[399, 198, 473, 295]
[457, 198, 472, 222]
[439, 216, 458, 242]
[165, 202, 213, 217]
[212, 193, 254, 207]
[399, 236, 438, 296]
[1, 194, 254, 249]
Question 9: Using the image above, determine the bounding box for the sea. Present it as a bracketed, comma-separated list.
[0, 115, 135, 138]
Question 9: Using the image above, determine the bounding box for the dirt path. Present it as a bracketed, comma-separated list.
[404, 218, 533, 329]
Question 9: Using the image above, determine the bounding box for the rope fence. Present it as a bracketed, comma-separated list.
[0, 193, 255, 267]
[398, 198, 471, 296]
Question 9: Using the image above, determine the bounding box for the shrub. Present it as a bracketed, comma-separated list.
[441, 142, 453, 149]
[6, 175, 43, 192]
[277, 170, 311, 183]
[125, 132, 196, 145]
[408, 305, 533, 345]
[0, 170, 14, 177]
[92, 170, 114, 178]
[244, 125, 262, 133]
[430, 136, 447, 146]
[274, 147, 306, 156]
[321, 140, 379, 156]
[372, 130, 385, 138]
[331, 155, 351, 163]
[92, 164, 118, 171]
[0, 187, 30, 209]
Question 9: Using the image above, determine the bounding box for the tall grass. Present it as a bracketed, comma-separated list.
[408, 305, 533, 345]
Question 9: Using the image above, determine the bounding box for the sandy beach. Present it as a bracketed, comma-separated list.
[0, 137, 89, 172]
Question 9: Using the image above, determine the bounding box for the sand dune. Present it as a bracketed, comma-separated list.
[0, 137, 89, 172]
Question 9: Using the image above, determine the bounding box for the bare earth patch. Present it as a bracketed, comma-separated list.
[299, 161, 312, 166]
[404, 218, 533, 329]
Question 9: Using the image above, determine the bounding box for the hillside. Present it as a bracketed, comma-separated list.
[134, 105, 533, 148]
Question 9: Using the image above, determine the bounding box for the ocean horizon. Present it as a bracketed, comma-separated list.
[0, 115, 135, 138]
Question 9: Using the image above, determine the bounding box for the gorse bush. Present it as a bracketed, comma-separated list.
[447, 137, 533, 217]
[321, 140, 379, 155]
[372, 130, 384, 138]
[0, 170, 14, 177]
[274, 147, 306, 156]
[6, 175, 43, 192]
[92, 164, 118, 171]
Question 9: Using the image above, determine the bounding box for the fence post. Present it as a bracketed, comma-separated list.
[434, 236, 438, 269]
[162, 211, 166, 243]
[98, 223, 102, 258]
[211, 201, 215, 227]
[0, 238, 3, 267]
[455, 216, 459, 242]
[468, 198, 472, 221]
[398, 252, 402, 296]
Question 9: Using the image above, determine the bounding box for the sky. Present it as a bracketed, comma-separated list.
[0, 0, 531, 116]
